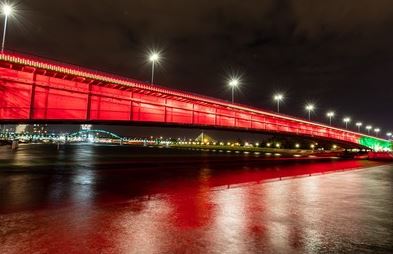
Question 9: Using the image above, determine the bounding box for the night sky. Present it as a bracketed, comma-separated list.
[6, 0, 393, 137]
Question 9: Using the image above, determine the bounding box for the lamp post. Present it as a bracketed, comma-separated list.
[387, 132, 392, 140]
[374, 128, 380, 137]
[273, 93, 284, 113]
[228, 78, 239, 103]
[326, 111, 335, 126]
[1, 4, 12, 53]
[366, 125, 372, 135]
[149, 52, 160, 84]
[355, 122, 362, 132]
[305, 104, 314, 121]
[343, 117, 351, 129]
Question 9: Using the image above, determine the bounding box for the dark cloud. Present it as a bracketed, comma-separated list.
[7, 0, 393, 133]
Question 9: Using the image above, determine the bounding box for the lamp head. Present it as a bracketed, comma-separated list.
[149, 53, 159, 62]
[229, 79, 239, 87]
[305, 104, 314, 111]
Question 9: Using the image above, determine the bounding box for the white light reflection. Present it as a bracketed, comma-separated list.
[210, 187, 247, 252]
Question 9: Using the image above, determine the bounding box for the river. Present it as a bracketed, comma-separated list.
[1, 144, 393, 253]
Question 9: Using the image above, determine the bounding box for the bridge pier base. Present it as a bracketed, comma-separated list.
[11, 140, 18, 150]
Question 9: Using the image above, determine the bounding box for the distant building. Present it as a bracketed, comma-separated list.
[15, 124, 29, 134]
[32, 124, 48, 135]
[80, 124, 92, 131]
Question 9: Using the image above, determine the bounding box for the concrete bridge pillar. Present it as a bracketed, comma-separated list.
[11, 140, 18, 150]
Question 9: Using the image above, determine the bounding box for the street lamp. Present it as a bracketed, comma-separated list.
[326, 111, 335, 126]
[1, 4, 13, 53]
[305, 104, 314, 121]
[355, 122, 362, 132]
[374, 128, 380, 137]
[228, 78, 239, 103]
[273, 93, 284, 113]
[366, 125, 372, 135]
[343, 117, 351, 129]
[387, 132, 392, 139]
[149, 52, 160, 84]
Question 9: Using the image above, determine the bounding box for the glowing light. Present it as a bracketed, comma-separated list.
[149, 53, 160, 62]
[343, 117, 351, 129]
[148, 51, 161, 84]
[326, 111, 335, 125]
[273, 93, 284, 113]
[326, 111, 335, 117]
[274, 93, 284, 101]
[387, 132, 392, 137]
[305, 104, 315, 120]
[305, 104, 314, 111]
[275, 143, 280, 148]
[228, 78, 239, 87]
[228, 78, 240, 103]
[359, 136, 391, 151]
[355, 122, 362, 132]
[374, 128, 380, 133]
[295, 143, 300, 148]
[2, 4, 12, 16]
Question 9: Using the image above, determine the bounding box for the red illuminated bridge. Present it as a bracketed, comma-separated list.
[0, 52, 391, 150]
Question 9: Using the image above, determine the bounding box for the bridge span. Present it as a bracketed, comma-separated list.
[0, 52, 391, 150]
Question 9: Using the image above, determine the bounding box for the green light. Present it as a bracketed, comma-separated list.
[359, 136, 392, 151]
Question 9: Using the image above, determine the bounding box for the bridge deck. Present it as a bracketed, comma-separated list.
[0, 52, 390, 150]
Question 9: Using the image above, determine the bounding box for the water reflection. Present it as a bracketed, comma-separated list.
[1, 144, 393, 253]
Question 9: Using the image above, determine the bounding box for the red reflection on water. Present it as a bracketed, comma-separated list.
[1, 159, 390, 253]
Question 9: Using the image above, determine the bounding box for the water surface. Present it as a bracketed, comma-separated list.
[1, 144, 392, 253]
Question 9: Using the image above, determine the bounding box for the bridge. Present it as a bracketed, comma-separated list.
[0, 52, 391, 151]
[68, 129, 122, 139]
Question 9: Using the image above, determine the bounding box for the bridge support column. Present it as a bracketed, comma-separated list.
[11, 140, 18, 150]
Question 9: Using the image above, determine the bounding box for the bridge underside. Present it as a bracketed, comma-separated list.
[0, 53, 391, 151]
